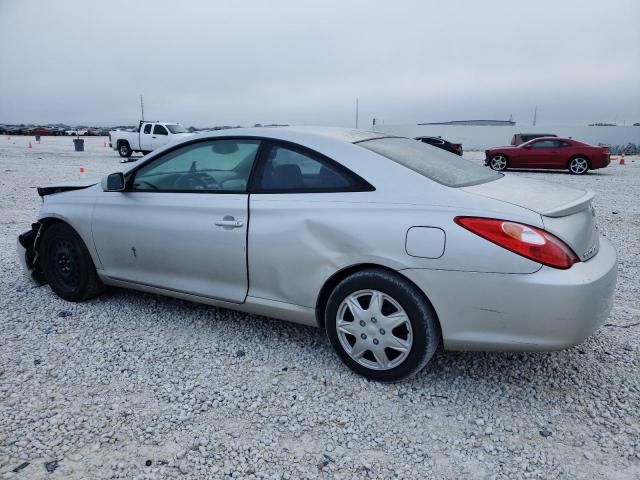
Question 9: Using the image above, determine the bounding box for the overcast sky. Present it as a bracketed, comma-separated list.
[1, 0, 638, 127]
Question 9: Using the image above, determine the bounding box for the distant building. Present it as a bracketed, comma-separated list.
[418, 119, 516, 126]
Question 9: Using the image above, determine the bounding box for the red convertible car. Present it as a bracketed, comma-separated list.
[485, 137, 610, 175]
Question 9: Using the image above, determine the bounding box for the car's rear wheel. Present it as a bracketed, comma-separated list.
[325, 269, 440, 381]
[118, 142, 132, 158]
[489, 154, 508, 171]
[568, 157, 589, 175]
[39, 223, 104, 302]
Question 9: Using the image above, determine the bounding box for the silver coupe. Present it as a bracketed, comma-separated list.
[17, 127, 617, 381]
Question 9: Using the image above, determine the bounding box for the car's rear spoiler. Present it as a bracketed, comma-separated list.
[37, 183, 96, 197]
[540, 190, 595, 218]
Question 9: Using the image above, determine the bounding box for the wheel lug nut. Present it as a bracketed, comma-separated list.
[361, 333, 367, 340]
[379, 329, 385, 335]
[373, 339, 379, 345]
[371, 317, 377, 323]
[359, 320, 366, 327]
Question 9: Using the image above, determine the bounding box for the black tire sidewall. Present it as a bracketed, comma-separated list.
[40, 223, 97, 302]
[325, 269, 440, 382]
[118, 143, 131, 157]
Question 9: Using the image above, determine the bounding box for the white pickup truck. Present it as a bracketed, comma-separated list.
[109, 121, 193, 158]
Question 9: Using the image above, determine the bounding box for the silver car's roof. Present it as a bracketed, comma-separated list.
[192, 126, 394, 144]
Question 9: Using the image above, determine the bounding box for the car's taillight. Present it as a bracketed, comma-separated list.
[454, 217, 579, 269]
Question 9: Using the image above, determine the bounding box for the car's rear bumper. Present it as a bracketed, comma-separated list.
[401, 235, 617, 351]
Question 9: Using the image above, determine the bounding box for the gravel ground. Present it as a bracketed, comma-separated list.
[0, 136, 639, 479]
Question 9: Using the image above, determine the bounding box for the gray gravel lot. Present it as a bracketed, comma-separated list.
[1, 136, 639, 479]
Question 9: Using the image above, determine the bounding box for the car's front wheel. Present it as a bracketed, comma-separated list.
[325, 269, 440, 381]
[489, 154, 508, 171]
[39, 222, 104, 302]
[568, 157, 589, 175]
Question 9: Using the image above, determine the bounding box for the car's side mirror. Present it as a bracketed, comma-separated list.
[523, 145, 532, 150]
[102, 172, 126, 192]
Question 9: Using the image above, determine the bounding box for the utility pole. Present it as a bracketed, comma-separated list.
[140, 95, 145, 121]
[355, 98, 359, 129]
[533, 105, 537, 127]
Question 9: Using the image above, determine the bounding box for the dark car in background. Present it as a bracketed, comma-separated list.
[22, 127, 54, 136]
[415, 136, 463, 155]
[486, 137, 610, 175]
[511, 133, 557, 146]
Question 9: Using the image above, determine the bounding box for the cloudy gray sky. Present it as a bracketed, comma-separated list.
[1, 0, 638, 127]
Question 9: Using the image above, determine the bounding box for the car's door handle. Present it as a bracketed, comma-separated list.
[152, 136, 157, 138]
[215, 216, 244, 228]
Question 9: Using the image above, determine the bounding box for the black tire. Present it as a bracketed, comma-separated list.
[118, 142, 132, 158]
[325, 268, 440, 382]
[39, 223, 104, 302]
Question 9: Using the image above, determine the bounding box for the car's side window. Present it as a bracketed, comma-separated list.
[143, 124, 152, 134]
[131, 139, 260, 192]
[531, 140, 556, 149]
[558, 141, 571, 147]
[256, 143, 362, 192]
[153, 125, 168, 136]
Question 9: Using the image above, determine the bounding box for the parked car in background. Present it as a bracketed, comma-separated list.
[109, 121, 193, 158]
[7, 127, 25, 135]
[28, 127, 54, 136]
[18, 127, 617, 381]
[51, 127, 68, 136]
[511, 133, 557, 146]
[415, 136, 462, 155]
[486, 137, 610, 175]
[66, 128, 88, 136]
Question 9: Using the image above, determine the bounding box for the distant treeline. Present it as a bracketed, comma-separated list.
[600, 143, 640, 154]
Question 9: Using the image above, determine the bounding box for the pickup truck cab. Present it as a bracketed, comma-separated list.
[109, 121, 193, 158]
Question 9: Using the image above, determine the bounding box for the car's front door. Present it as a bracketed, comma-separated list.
[151, 124, 169, 150]
[140, 123, 153, 151]
[519, 139, 558, 168]
[92, 138, 261, 303]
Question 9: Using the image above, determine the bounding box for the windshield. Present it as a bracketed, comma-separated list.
[166, 124, 189, 134]
[359, 137, 502, 187]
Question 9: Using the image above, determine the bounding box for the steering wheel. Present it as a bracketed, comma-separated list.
[173, 173, 215, 190]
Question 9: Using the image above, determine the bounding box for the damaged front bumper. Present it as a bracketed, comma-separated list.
[17, 223, 46, 286]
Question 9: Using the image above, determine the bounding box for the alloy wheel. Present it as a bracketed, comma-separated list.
[336, 290, 413, 371]
[569, 157, 588, 174]
[490, 155, 507, 171]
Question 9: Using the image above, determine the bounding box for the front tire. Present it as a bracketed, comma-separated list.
[39, 223, 104, 302]
[118, 142, 132, 158]
[568, 157, 589, 175]
[325, 269, 440, 382]
[489, 154, 508, 171]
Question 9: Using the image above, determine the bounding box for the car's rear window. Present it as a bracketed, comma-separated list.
[358, 137, 502, 187]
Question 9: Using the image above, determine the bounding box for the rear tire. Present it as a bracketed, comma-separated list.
[325, 269, 440, 382]
[568, 157, 589, 175]
[39, 223, 104, 302]
[118, 142, 132, 158]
